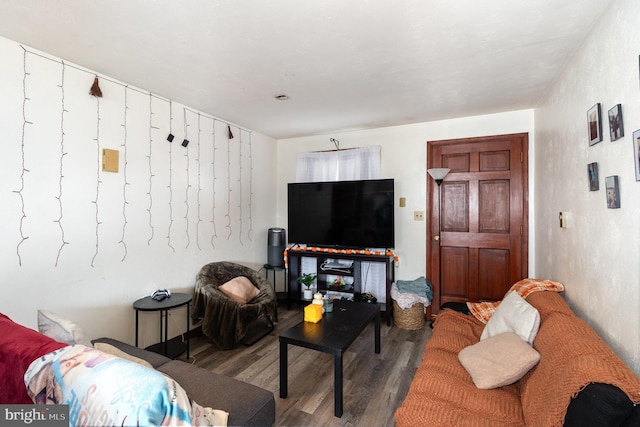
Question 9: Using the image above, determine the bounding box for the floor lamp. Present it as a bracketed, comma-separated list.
[427, 168, 450, 326]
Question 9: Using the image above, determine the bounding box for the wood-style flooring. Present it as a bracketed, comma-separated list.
[178, 301, 432, 426]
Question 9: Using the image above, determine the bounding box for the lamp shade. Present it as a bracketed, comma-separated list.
[427, 168, 450, 181]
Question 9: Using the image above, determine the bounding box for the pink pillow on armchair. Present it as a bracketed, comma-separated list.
[0, 313, 66, 404]
[218, 276, 260, 304]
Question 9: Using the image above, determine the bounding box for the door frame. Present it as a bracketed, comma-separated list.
[426, 133, 529, 314]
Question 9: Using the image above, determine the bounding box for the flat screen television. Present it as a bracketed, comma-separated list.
[287, 178, 394, 249]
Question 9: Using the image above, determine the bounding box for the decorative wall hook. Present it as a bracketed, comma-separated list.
[89, 76, 103, 97]
[182, 139, 189, 147]
[167, 133, 174, 142]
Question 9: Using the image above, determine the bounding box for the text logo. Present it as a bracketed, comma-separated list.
[1, 405, 68, 426]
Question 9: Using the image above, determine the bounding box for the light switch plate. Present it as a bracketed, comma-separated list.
[559, 212, 568, 228]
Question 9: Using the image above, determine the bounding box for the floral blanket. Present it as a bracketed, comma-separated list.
[24, 345, 227, 426]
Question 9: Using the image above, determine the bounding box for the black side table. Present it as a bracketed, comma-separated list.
[133, 292, 192, 359]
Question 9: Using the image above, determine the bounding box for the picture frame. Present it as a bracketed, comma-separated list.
[633, 129, 640, 181]
[587, 162, 599, 191]
[588, 103, 602, 146]
[605, 175, 620, 209]
[608, 104, 624, 141]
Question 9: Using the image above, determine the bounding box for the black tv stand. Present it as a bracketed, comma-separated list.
[286, 247, 395, 325]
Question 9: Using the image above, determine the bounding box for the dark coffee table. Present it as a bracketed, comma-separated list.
[279, 300, 381, 417]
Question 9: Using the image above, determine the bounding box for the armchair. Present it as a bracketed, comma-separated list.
[192, 262, 278, 350]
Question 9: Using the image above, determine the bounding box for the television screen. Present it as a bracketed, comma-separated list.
[287, 179, 394, 249]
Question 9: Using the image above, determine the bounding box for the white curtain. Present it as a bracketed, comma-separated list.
[295, 145, 387, 302]
[295, 146, 381, 182]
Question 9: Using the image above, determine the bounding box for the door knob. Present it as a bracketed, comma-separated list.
[434, 236, 440, 241]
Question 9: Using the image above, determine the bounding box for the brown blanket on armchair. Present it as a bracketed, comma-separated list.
[192, 262, 278, 350]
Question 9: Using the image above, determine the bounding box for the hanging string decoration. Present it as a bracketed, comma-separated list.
[195, 113, 203, 251]
[225, 126, 232, 239]
[238, 130, 244, 246]
[147, 92, 157, 246]
[183, 107, 191, 249]
[118, 86, 130, 261]
[14, 45, 259, 265]
[14, 46, 32, 266]
[54, 60, 70, 267]
[90, 92, 103, 268]
[210, 120, 217, 248]
[167, 101, 175, 252]
[247, 131, 254, 242]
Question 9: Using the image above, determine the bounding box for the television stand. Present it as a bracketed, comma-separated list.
[286, 247, 395, 325]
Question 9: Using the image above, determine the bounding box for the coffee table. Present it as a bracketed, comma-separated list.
[279, 300, 381, 417]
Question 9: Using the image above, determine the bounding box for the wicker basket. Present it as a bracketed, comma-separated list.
[393, 300, 425, 330]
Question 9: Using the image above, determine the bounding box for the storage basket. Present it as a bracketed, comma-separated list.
[393, 300, 425, 330]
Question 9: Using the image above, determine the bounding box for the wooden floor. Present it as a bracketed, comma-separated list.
[179, 301, 432, 427]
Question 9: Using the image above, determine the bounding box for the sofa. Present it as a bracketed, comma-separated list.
[0, 312, 275, 426]
[93, 337, 275, 426]
[394, 286, 640, 426]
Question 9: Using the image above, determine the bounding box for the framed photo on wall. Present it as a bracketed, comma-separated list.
[588, 103, 602, 146]
[587, 162, 599, 191]
[633, 129, 640, 181]
[608, 104, 624, 141]
[605, 175, 620, 209]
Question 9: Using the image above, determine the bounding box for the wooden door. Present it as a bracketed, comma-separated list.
[427, 133, 528, 314]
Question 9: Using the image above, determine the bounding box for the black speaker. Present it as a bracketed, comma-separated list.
[267, 228, 286, 268]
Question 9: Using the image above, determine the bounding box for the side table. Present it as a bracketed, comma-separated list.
[133, 292, 192, 359]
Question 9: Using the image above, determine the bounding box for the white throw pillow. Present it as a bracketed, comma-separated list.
[37, 309, 92, 346]
[480, 291, 540, 344]
[458, 332, 541, 389]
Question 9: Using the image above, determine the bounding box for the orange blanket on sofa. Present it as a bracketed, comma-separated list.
[395, 292, 640, 426]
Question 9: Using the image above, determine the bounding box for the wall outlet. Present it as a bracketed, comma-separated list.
[414, 211, 424, 221]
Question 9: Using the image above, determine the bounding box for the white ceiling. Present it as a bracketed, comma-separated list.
[0, 0, 612, 139]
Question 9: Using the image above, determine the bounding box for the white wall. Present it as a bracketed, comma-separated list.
[534, 0, 640, 374]
[0, 36, 278, 347]
[277, 110, 535, 284]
